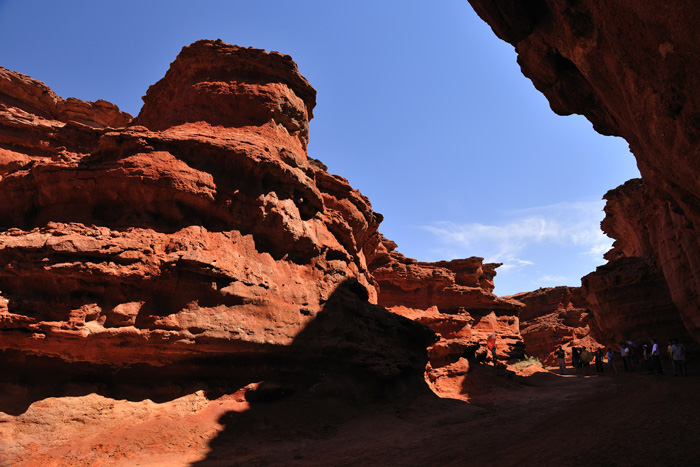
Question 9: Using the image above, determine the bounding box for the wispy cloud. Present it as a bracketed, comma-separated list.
[422, 200, 612, 273]
[536, 274, 568, 285]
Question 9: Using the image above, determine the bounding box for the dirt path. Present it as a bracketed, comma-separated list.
[459, 366, 700, 467]
[3, 361, 699, 466]
[191, 362, 700, 466]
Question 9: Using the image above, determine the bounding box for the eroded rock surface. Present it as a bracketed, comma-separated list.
[369, 236, 525, 399]
[512, 286, 601, 365]
[468, 1, 700, 345]
[0, 66, 132, 129]
[0, 40, 434, 410]
[0, 43, 529, 467]
[581, 180, 694, 347]
[133, 40, 316, 152]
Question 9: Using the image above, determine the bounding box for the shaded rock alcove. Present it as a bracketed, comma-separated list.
[468, 0, 700, 350]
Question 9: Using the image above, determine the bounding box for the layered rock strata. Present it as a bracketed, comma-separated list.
[511, 286, 601, 365]
[581, 180, 693, 347]
[0, 38, 529, 418]
[0, 40, 434, 406]
[0, 66, 131, 130]
[369, 237, 525, 398]
[468, 1, 700, 345]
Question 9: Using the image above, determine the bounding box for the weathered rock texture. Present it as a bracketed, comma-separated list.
[369, 236, 525, 399]
[0, 40, 435, 410]
[0, 67, 131, 130]
[133, 40, 316, 152]
[581, 180, 694, 347]
[0, 41, 527, 445]
[468, 1, 700, 345]
[512, 286, 601, 365]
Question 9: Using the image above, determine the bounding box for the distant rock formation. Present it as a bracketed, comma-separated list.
[369, 236, 524, 398]
[468, 1, 700, 346]
[511, 286, 601, 365]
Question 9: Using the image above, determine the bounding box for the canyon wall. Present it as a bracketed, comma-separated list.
[0, 39, 523, 416]
[511, 286, 601, 365]
[369, 236, 524, 398]
[468, 1, 700, 345]
[0, 40, 437, 409]
[581, 180, 694, 347]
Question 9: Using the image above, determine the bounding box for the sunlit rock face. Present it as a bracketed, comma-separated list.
[133, 39, 316, 152]
[0, 66, 131, 129]
[468, 1, 700, 344]
[369, 236, 525, 398]
[511, 286, 601, 365]
[0, 40, 435, 401]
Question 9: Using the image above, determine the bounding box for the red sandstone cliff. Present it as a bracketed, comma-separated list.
[0, 39, 528, 463]
[0, 41, 436, 411]
[468, 1, 700, 346]
[369, 236, 524, 399]
[581, 180, 694, 347]
[0, 67, 131, 130]
[0, 38, 519, 418]
[511, 286, 601, 365]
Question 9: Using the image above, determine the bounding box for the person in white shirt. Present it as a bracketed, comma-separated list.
[620, 344, 631, 372]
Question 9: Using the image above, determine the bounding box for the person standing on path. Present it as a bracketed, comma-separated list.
[621, 343, 631, 372]
[672, 338, 687, 376]
[606, 348, 618, 374]
[556, 346, 567, 375]
[668, 339, 675, 374]
[579, 346, 593, 376]
[643, 343, 654, 373]
[594, 346, 605, 374]
[651, 338, 664, 375]
[629, 342, 640, 370]
[572, 346, 581, 375]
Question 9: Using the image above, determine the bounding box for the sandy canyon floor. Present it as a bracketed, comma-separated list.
[2, 360, 699, 466]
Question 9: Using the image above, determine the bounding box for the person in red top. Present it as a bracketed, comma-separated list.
[487, 333, 497, 366]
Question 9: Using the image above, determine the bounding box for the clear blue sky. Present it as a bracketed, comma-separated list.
[0, 1, 640, 295]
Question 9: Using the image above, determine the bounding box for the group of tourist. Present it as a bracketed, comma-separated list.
[554, 338, 688, 377]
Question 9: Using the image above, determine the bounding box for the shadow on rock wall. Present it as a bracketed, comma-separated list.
[189, 278, 439, 466]
[0, 349, 280, 417]
[0, 279, 435, 422]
